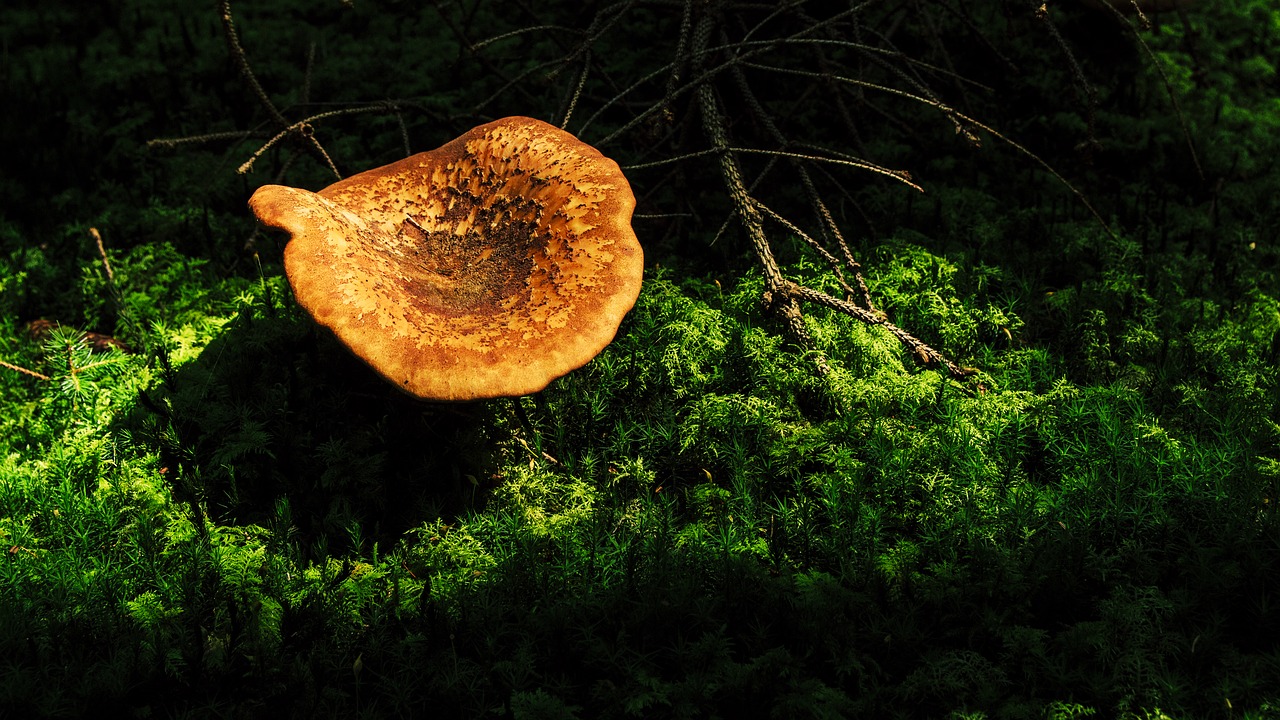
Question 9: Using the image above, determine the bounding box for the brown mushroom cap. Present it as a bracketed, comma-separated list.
[249, 116, 643, 401]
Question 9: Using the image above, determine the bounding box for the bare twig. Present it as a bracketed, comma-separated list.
[559, 49, 592, 129]
[692, 8, 823, 371]
[661, 0, 696, 112]
[685, 3, 973, 380]
[745, 61, 1115, 236]
[0, 359, 50, 382]
[218, 0, 288, 127]
[1093, 0, 1206, 186]
[752, 199, 856, 298]
[1029, 0, 1100, 157]
[302, 41, 316, 104]
[471, 25, 571, 52]
[625, 146, 918, 189]
[218, 0, 341, 178]
[238, 105, 396, 175]
[787, 284, 972, 379]
[89, 227, 116, 290]
[698, 78, 969, 379]
[727, 45, 873, 305]
[147, 130, 260, 150]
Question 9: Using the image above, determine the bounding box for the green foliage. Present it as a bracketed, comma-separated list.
[7, 237, 1277, 716]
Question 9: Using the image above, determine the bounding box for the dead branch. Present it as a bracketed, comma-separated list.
[237, 105, 397, 175]
[693, 10, 822, 365]
[0, 359, 50, 382]
[690, 3, 972, 381]
[1089, 0, 1206, 186]
[217, 0, 341, 179]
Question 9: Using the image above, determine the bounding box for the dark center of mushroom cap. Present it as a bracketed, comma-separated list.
[328, 126, 612, 335]
[397, 194, 538, 319]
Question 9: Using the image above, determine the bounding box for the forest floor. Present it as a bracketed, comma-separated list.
[1, 1, 1278, 718]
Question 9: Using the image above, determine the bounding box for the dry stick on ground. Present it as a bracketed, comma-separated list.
[690, 5, 971, 380]
[90, 225, 126, 332]
[698, 80, 830, 375]
[90, 227, 116, 291]
[0, 359, 50, 382]
[789, 285, 970, 377]
[692, 10, 818, 366]
[701, 92, 971, 379]
[88, 227, 143, 349]
[1, 228, 126, 382]
[724, 42, 872, 308]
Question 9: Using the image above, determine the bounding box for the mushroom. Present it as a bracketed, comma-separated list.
[248, 116, 643, 401]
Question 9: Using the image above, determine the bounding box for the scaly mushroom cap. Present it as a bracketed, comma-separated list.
[249, 116, 643, 401]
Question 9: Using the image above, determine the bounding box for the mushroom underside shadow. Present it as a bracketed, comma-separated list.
[114, 311, 506, 558]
